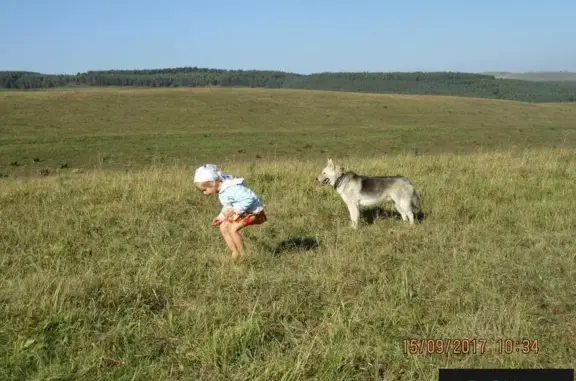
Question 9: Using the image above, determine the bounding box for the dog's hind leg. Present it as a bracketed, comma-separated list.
[394, 203, 408, 221]
[406, 209, 415, 224]
[396, 198, 415, 224]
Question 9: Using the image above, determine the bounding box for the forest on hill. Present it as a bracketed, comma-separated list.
[486, 71, 576, 82]
[2, 67, 576, 102]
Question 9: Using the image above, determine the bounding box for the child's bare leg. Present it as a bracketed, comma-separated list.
[219, 222, 240, 256]
[229, 222, 248, 256]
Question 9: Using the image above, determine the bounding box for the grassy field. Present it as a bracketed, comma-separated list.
[1, 88, 576, 380]
[2, 87, 576, 177]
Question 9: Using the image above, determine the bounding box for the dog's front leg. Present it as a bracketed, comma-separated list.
[346, 202, 360, 229]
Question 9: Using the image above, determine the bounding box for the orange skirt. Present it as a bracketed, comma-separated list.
[213, 211, 267, 227]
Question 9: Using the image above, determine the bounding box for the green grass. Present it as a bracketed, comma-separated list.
[2, 87, 576, 176]
[1, 88, 576, 380]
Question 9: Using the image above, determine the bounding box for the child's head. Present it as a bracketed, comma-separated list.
[194, 180, 220, 195]
[193, 164, 230, 195]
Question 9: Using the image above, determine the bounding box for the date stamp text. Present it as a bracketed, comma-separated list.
[402, 338, 539, 355]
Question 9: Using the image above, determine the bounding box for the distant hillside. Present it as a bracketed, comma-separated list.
[1, 67, 576, 102]
[485, 71, 576, 82]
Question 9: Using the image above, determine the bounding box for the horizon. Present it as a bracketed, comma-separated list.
[3, 67, 576, 76]
[1, 0, 575, 75]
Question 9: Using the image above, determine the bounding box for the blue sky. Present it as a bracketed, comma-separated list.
[1, 0, 575, 74]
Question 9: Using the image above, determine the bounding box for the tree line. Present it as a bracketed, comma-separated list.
[1, 67, 575, 102]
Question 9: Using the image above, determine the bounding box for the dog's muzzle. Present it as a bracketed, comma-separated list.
[317, 178, 330, 185]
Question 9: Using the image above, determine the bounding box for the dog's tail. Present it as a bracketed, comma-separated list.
[411, 190, 422, 212]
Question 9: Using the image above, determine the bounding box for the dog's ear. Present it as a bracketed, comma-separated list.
[327, 158, 334, 167]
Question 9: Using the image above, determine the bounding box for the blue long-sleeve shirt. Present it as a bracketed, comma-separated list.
[217, 178, 263, 218]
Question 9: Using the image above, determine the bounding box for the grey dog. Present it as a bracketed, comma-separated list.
[316, 159, 422, 229]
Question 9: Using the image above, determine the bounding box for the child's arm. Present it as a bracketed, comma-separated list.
[215, 206, 229, 220]
[211, 207, 229, 226]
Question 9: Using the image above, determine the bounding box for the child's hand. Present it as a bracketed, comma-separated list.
[224, 208, 236, 219]
[212, 216, 224, 227]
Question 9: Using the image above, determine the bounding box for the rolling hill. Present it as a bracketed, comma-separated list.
[2, 68, 576, 102]
[485, 71, 576, 82]
[1, 87, 576, 177]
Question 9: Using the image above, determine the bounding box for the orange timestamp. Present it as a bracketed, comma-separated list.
[402, 337, 539, 355]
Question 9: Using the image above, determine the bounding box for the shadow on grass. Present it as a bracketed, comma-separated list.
[361, 206, 427, 225]
[267, 236, 319, 256]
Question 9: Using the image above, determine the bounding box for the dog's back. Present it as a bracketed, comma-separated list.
[339, 172, 421, 225]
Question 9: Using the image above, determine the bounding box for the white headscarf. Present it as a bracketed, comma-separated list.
[193, 164, 234, 183]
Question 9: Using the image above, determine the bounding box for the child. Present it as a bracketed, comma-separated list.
[193, 164, 267, 258]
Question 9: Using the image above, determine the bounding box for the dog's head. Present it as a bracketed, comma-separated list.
[316, 158, 343, 186]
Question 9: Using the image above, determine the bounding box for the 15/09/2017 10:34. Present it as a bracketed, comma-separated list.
[402, 338, 539, 355]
